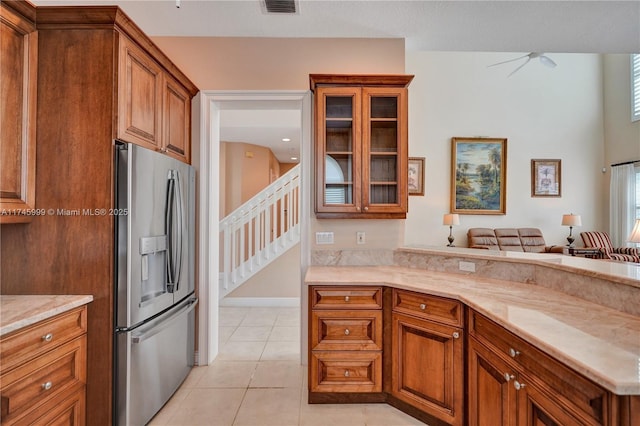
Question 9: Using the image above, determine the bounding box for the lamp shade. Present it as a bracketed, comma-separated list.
[443, 213, 460, 226]
[628, 219, 640, 243]
[561, 214, 582, 227]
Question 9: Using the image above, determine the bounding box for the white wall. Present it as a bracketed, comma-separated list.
[404, 52, 606, 248]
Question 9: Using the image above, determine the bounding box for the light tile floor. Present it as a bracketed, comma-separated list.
[149, 306, 426, 426]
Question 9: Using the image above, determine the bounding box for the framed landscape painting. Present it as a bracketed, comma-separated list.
[531, 159, 561, 197]
[451, 137, 507, 215]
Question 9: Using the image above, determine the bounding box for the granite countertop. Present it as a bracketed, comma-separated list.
[305, 265, 640, 395]
[0, 295, 94, 337]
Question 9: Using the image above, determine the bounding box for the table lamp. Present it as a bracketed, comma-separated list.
[443, 213, 460, 247]
[628, 219, 640, 244]
[561, 213, 582, 247]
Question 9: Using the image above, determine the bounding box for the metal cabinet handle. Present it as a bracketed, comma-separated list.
[344, 370, 350, 377]
[42, 333, 53, 342]
[452, 332, 460, 339]
[419, 303, 426, 310]
[509, 348, 520, 358]
[344, 329, 350, 336]
[514, 380, 526, 391]
[42, 381, 53, 391]
[504, 373, 515, 382]
[344, 296, 350, 302]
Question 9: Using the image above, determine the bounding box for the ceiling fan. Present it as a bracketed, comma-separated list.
[488, 52, 557, 77]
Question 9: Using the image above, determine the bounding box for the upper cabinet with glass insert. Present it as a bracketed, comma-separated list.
[310, 75, 414, 219]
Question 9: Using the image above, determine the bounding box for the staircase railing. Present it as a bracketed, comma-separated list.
[219, 164, 300, 298]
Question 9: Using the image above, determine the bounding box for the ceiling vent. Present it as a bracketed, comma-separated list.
[262, 0, 298, 14]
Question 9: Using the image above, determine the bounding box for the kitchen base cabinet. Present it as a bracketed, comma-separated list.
[391, 309, 464, 426]
[469, 310, 609, 426]
[308, 286, 383, 397]
[0, 306, 88, 425]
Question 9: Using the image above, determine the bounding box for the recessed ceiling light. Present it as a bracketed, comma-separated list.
[282, 138, 291, 142]
[290, 157, 298, 160]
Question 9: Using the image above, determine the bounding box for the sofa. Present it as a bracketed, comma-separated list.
[467, 228, 563, 253]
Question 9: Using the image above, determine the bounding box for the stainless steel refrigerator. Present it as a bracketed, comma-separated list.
[114, 141, 197, 426]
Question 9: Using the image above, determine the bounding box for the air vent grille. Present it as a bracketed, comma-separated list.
[263, 0, 297, 14]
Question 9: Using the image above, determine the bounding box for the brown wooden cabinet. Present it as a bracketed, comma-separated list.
[309, 286, 383, 394]
[310, 75, 413, 219]
[468, 309, 609, 426]
[118, 33, 192, 163]
[0, 6, 197, 424]
[0, 0, 37, 223]
[391, 289, 464, 426]
[0, 306, 88, 425]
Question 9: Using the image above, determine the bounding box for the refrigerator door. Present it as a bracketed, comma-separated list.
[115, 142, 195, 328]
[116, 296, 197, 426]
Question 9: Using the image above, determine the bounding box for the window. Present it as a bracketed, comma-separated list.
[633, 54, 640, 122]
[636, 166, 640, 219]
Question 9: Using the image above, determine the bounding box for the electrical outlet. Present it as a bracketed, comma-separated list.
[459, 261, 476, 272]
[356, 231, 366, 244]
[315, 232, 334, 245]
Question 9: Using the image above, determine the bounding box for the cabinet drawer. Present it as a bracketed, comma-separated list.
[310, 351, 382, 393]
[469, 310, 608, 425]
[1, 336, 86, 420]
[311, 310, 382, 351]
[392, 289, 463, 326]
[3, 383, 85, 426]
[0, 306, 87, 373]
[311, 286, 382, 310]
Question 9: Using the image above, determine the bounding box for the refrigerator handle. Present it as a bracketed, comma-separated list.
[165, 172, 176, 290]
[174, 171, 184, 290]
[131, 298, 197, 344]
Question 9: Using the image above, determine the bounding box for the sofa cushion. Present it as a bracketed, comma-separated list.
[467, 228, 498, 249]
[518, 228, 547, 253]
[494, 228, 525, 252]
[580, 231, 614, 250]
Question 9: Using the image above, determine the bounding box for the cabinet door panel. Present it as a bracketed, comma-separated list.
[392, 312, 464, 426]
[163, 75, 191, 163]
[516, 377, 587, 426]
[118, 36, 162, 149]
[468, 337, 516, 426]
[315, 87, 362, 214]
[0, 4, 37, 223]
[361, 87, 407, 214]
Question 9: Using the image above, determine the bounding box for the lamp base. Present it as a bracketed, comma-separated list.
[447, 236, 455, 247]
[566, 235, 575, 248]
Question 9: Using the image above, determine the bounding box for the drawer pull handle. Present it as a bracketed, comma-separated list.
[41, 381, 53, 391]
[344, 370, 350, 377]
[504, 373, 515, 382]
[344, 329, 350, 336]
[513, 380, 526, 391]
[509, 348, 520, 358]
[42, 333, 54, 342]
[344, 296, 350, 302]
[452, 332, 460, 339]
[419, 303, 426, 310]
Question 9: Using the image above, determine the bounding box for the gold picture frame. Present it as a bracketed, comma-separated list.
[451, 137, 507, 214]
[408, 157, 425, 196]
[531, 159, 561, 197]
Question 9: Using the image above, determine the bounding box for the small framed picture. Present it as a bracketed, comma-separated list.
[408, 157, 425, 196]
[531, 159, 561, 197]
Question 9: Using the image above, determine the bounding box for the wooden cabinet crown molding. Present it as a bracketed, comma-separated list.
[310, 74, 414, 91]
[35, 6, 198, 96]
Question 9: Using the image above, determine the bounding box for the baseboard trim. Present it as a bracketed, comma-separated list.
[219, 297, 300, 307]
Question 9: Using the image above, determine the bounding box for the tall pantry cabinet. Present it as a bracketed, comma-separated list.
[0, 5, 198, 424]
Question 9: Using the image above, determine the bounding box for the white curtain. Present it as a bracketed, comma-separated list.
[609, 164, 636, 246]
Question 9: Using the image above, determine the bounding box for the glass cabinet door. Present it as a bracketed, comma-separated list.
[362, 87, 407, 213]
[316, 87, 362, 213]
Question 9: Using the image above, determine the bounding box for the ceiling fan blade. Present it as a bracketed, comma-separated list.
[507, 57, 531, 77]
[487, 54, 529, 68]
[539, 55, 557, 68]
